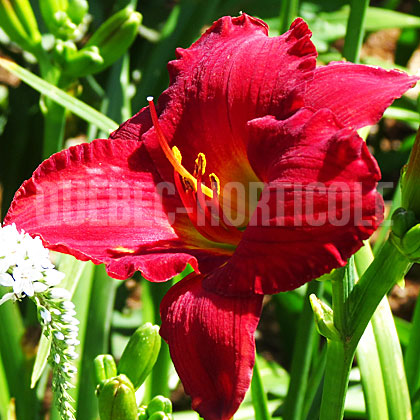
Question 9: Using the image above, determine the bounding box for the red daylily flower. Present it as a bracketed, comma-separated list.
[5, 14, 418, 420]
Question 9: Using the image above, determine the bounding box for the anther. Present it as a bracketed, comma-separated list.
[180, 178, 193, 191]
[172, 146, 182, 163]
[209, 173, 221, 196]
[194, 153, 206, 178]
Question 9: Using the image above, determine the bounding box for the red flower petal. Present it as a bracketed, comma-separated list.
[112, 15, 317, 192]
[305, 62, 419, 129]
[160, 274, 263, 420]
[205, 108, 383, 295]
[5, 139, 230, 280]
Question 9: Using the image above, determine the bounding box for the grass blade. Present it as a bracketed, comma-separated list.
[0, 58, 118, 133]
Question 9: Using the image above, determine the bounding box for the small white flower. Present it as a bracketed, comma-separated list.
[61, 314, 79, 325]
[60, 301, 75, 310]
[54, 331, 65, 341]
[49, 288, 71, 300]
[40, 307, 52, 324]
[0, 272, 14, 287]
[43, 269, 65, 287]
[54, 354, 61, 364]
[33, 282, 49, 293]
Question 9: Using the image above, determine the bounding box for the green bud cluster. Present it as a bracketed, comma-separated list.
[0, 0, 41, 53]
[94, 323, 165, 420]
[138, 396, 173, 420]
[40, 0, 90, 40]
[0, 0, 141, 80]
[390, 207, 420, 261]
[53, 6, 142, 77]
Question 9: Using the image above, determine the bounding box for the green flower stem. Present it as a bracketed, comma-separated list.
[356, 243, 411, 419]
[42, 100, 67, 158]
[321, 240, 411, 419]
[342, 0, 370, 62]
[332, 258, 355, 334]
[405, 295, 420, 400]
[319, 260, 355, 420]
[251, 356, 271, 420]
[349, 240, 411, 347]
[354, 245, 388, 420]
[283, 281, 323, 420]
[319, 339, 355, 420]
[141, 279, 173, 400]
[76, 266, 118, 420]
[279, 0, 299, 34]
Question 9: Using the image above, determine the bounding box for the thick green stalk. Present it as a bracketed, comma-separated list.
[319, 238, 411, 420]
[279, 0, 300, 34]
[283, 281, 323, 420]
[38, 56, 68, 158]
[251, 356, 271, 420]
[319, 260, 355, 420]
[141, 279, 173, 400]
[319, 340, 355, 420]
[349, 241, 411, 347]
[42, 100, 66, 158]
[76, 266, 118, 420]
[355, 244, 410, 420]
[342, 0, 370, 62]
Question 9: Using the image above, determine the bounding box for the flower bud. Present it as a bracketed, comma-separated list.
[147, 396, 172, 416]
[148, 411, 171, 420]
[117, 323, 161, 390]
[391, 207, 418, 238]
[66, 0, 88, 26]
[94, 355, 117, 387]
[74, 6, 141, 76]
[0, 0, 41, 52]
[148, 397, 172, 415]
[309, 294, 341, 341]
[138, 406, 148, 420]
[402, 128, 420, 219]
[401, 224, 420, 259]
[40, 0, 88, 40]
[97, 375, 138, 420]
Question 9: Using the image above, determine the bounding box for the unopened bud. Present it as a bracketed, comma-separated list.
[402, 128, 420, 219]
[97, 375, 138, 420]
[391, 208, 417, 238]
[117, 323, 161, 390]
[0, 0, 41, 52]
[77, 7, 141, 76]
[309, 294, 340, 341]
[147, 396, 172, 416]
[94, 355, 117, 388]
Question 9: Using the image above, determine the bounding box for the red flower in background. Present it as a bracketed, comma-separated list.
[5, 14, 418, 420]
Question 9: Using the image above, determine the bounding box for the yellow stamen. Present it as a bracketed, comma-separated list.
[172, 146, 182, 163]
[194, 153, 206, 177]
[209, 173, 221, 196]
[147, 97, 213, 198]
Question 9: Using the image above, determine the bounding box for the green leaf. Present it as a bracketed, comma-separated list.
[322, 6, 420, 31]
[30, 333, 52, 388]
[0, 58, 118, 133]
